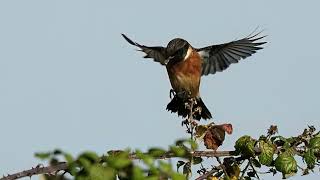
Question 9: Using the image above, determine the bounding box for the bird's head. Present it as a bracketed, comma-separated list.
[164, 38, 191, 65]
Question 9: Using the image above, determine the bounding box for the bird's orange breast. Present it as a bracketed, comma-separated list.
[166, 48, 202, 97]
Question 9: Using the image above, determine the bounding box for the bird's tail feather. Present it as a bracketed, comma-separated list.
[166, 96, 212, 120]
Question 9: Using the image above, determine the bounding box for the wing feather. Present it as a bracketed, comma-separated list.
[196, 33, 266, 76]
[122, 34, 167, 65]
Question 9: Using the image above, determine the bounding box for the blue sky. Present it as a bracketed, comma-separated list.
[0, 1, 319, 179]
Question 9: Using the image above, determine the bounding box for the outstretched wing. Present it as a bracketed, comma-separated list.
[196, 33, 267, 76]
[122, 34, 167, 65]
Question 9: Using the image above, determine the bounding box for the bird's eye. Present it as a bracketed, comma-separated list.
[175, 49, 183, 56]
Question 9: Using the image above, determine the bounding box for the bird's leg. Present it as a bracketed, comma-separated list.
[176, 90, 189, 99]
[169, 89, 176, 99]
[182, 119, 192, 134]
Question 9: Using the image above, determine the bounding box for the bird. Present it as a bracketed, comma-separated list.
[122, 32, 266, 120]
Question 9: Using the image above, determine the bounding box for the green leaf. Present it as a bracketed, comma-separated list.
[159, 161, 173, 174]
[170, 146, 188, 158]
[176, 161, 185, 171]
[136, 151, 154, 167]
[63, 152, 76, 175]
[49, 158, 59, 165]
[251, 158, 261, 168]
[88, 165, 116, 180]
[235, 135, 256, 157]
[244, 140, 256, 157]
[304, 149, 316, 169]
[148, 148, 166, 157]
[309, 137, 320, 150]
[182, 162, 191, 175]
[258, 141, 275, 166]
[132, 166, 145, 180]
[175, 139, 197, 150]
[53, 149, 62, 155]
[106, 154, 132, 169]
[187, 139, 198, 150]
[67, 162, 78, 176]
[64, 152, 74, 164]
[258, 135, 267, 141]
[282, 147, 295, 156]
[172, 173, 187, 180]
[192, 157, 203, 165]
[275, 153, 297, 176]
[271, 136, 289, 147]
[78, 157, 92, 170]
[34, 152, 51, 160]
[235, 136, 251, 151]
[175, 139, 188, 146]
[195, 125, 208, 138]
[145, 176, 161, 180]
[78, 151, 99, 163]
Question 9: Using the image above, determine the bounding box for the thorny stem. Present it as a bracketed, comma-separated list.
[187, 98, 195, 179]
[249, 159, 260, 180]
[1, 163, 67, 180]
[216, 157, 230, 179]
[188, 98, 195, 143]
[195, 166, 222, 180]
[240, 160, 250, 180]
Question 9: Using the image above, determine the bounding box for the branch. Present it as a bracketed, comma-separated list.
[1, 150, 235, 180]
[195, 166, 222, 180]
[1, 162, 67, 180]
[128, 150, 235, 160]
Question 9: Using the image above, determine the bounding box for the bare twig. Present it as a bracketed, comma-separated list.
[188, 98, 195, 141]
[249, 159, 260, 180]
[195, 166, 222, 180]
[240, 160, 250, 180]
[187, 98, 195, 179]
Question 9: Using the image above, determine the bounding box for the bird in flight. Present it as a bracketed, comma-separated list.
[122, 32, 266, 120]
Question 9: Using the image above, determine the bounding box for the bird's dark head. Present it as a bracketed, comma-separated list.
[165, 38, 191, 65]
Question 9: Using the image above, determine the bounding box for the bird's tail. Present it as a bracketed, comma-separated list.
[166, 95, 212, 120]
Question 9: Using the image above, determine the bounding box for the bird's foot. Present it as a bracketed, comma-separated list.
[169, 89, 176, 99]
[181, 119, 189, 126]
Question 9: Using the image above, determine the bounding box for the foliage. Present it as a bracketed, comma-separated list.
[29, 125, 320, 180]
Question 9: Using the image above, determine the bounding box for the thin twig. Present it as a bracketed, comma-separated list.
[187, 98, 195, 179]
[216, 157, 230, 179]
[188, 98, 195, 141]
[195, 166, 222, 180]
[249, 159, 260, 180]
[240, 160, 250, 180]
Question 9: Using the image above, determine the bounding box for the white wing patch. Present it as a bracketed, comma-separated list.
[198, 50, 209, 59]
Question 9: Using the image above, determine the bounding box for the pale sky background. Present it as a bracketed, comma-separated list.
[0, 0, 319, 179]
